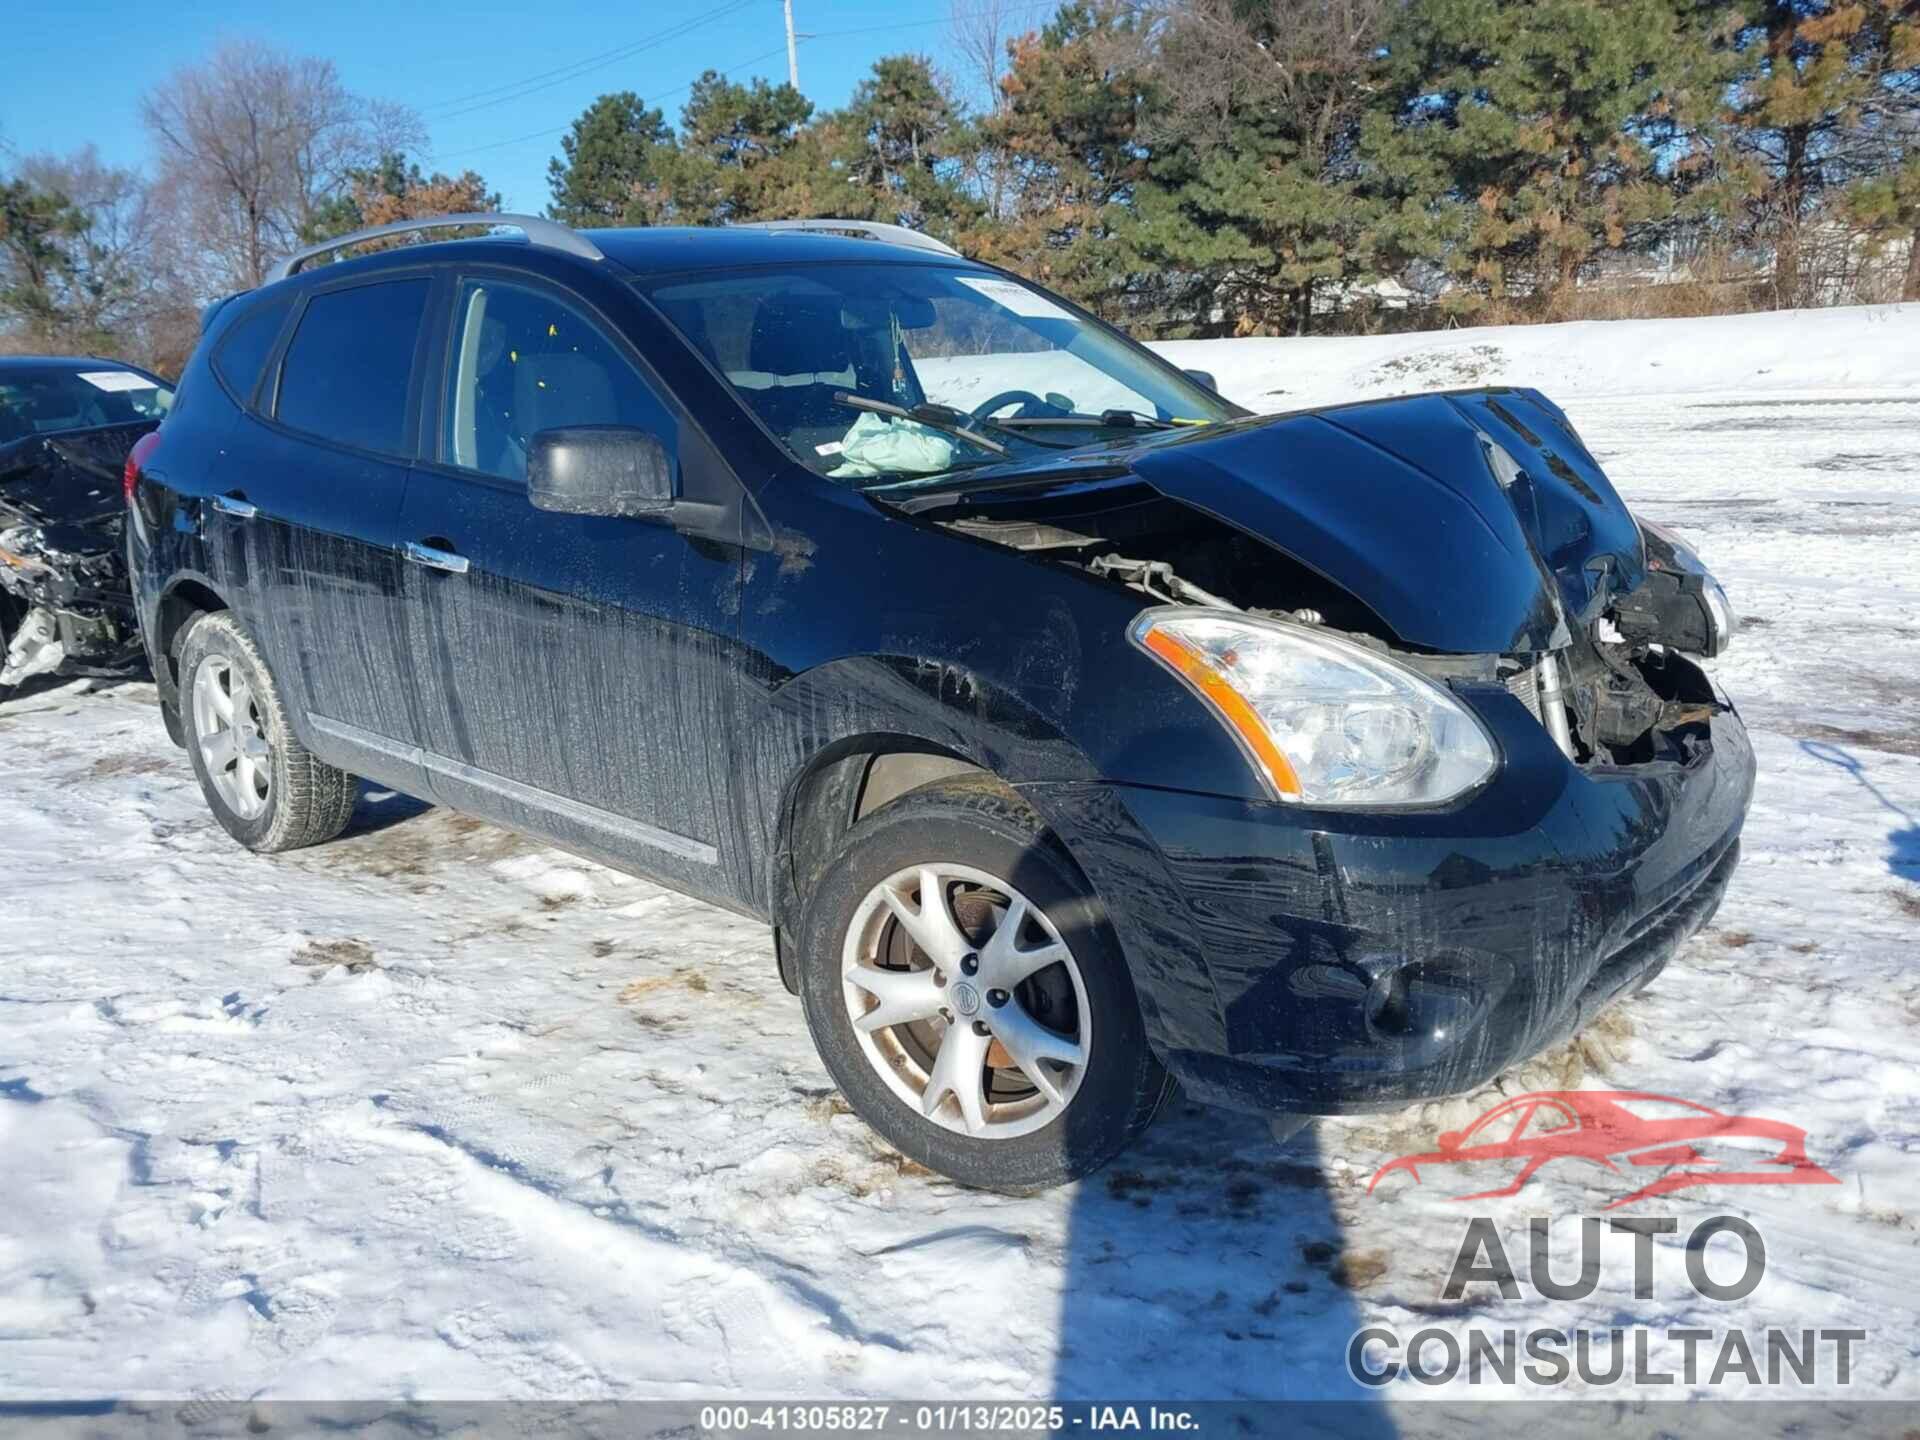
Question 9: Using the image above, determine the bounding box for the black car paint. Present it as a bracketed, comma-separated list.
[877, 383, 1642, 655]
[1041, 387, 1634, 655]
[128, 228, 1753, 1116]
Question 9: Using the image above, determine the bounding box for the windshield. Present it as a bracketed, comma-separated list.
[0, 366, 172, 444]
[644, 263, 1234, 484]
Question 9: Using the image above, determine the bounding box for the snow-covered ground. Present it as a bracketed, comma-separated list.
[4, 305, 1917, 1420]
[1152, 300, 1920, 410]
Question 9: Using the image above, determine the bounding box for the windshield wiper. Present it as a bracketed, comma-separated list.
[991, 409, 1181, 432]
[833, 393, 1009, 456]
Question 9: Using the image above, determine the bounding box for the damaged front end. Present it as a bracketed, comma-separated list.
[887, 386, 1752, 1113]
[0, 424, 150, 691]
[899, 385, 1735, 788]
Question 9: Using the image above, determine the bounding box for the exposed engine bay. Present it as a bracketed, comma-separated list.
[0, 424, 150, 691]
[929, 480, 1732, 772]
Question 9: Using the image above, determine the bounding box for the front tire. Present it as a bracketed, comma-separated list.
[797, 776, 1170, 1191]
[178, 611, 356, 853]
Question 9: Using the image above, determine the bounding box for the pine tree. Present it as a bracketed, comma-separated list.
[1371, 0, 1732, 310]
[1123, 0, 1399, 336]
[824, 56, 977, 235]
[304, 153, 500, 244]
[1846, 151, 1920, 300]
[0, 177, 92, 342]
[546, 92, 672, 228]
[1728, 0, 1920, 304]
[966, 3, 1154, 319]
[654, 72, 814, 224]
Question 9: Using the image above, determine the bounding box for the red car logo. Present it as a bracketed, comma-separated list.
[1367, 1090, 1841, 1210]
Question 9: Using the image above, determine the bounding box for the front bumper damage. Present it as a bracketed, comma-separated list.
[1023, 665, 1755, 1116]
[0, 526, 141, 687]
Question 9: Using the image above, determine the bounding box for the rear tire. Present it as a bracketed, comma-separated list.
[178, 611, 356, 853]
[797, 776, 1170, 1191]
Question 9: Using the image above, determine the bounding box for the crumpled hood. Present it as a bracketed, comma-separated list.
[0, 420, 153, 531]
[0, 419, 153, 551]
[1120, 387, 1646, 654]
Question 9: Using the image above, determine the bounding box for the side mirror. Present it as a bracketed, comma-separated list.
[1183, 368, 1219, 394]
[528, 426, 676, 518]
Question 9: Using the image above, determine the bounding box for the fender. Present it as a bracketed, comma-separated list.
[744, 650, 1106, 924]
[143, 567, 229, 721]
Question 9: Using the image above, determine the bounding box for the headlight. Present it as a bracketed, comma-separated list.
[1701, 573, 1734, 652]
[1130, 609, 1499, 807]
[1638, 520, 1735, 656]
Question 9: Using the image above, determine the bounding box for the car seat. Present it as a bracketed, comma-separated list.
[741, 300, 861, 459]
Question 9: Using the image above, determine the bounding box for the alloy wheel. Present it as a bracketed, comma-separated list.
[191, 655, 272, 820]
[841, 862, 1090, 1139]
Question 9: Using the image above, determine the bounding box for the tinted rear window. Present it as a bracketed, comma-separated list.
[276, 280, 429, 456]
[212, 294, 292, 405]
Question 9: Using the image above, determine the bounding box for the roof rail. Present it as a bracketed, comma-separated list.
[730, 219, 961, 257]
[265, 213, 603, 283]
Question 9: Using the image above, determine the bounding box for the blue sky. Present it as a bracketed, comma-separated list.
[4, 0, 1036, 213]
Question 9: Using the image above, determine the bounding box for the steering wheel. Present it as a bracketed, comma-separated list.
[969, 390, 1050, 422]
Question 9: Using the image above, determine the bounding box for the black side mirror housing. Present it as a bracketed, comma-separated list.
[528, 426, 676, 518]
[1183, 368, 1219, 394]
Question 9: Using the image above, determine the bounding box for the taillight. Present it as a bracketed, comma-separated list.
[124, 429, 162, 502]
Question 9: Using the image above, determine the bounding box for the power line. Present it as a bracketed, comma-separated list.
[428, 41, 798, 162]
[421, 0, 762, 121]
[805, 4, 1052, 41]
[427, 2, 1059, 165]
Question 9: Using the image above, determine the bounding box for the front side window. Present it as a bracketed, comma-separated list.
[443, 278, 672, 484]
[645, 264, 1235, 486]
[276, 279, 429, 456]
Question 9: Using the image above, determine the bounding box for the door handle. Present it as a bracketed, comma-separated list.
[403, 540, 471, 575]
[210, 493, 259, 519]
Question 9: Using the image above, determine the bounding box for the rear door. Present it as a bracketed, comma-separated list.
[397, 268, 747, 904]
[209, 271, 436, 793]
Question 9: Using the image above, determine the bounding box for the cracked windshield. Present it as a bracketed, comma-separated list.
[646, 263, 1234, 484]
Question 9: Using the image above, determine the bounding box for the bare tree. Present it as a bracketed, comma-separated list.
[14, 148, 160, 345]
[1144, 0, 1390, 153]
[0, 145, 204, 368]
[140, 42, 423, 291]
[950, 0, 1016, 111]
[948, 0, 1019, 217]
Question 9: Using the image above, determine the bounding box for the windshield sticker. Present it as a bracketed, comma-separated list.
[954, 276, 1073, 322]
[77, 371, 152, 392]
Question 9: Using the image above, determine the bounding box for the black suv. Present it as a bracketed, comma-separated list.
[127, 215, 1752, 1189]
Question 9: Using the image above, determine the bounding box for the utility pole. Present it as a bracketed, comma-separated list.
[784, 0, 800, 91]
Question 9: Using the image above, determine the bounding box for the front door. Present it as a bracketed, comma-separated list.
[397, 272, 746, 904]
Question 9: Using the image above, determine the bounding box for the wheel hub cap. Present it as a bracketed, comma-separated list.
[841, 862, 1091, 1140]
[191, 655, 272, 820]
